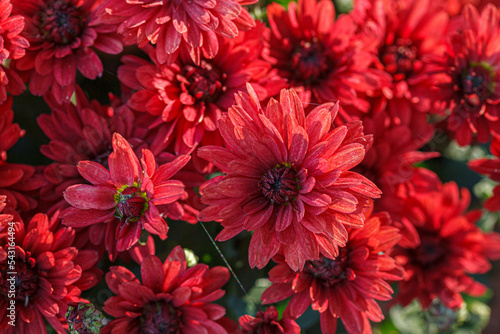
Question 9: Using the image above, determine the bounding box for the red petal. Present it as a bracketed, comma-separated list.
[77, 161, 112, 185]
[109, 133, 142, 186]
[60, 207, 115, 227]
[141, 256, 164, 293]
[64, 184, 116, 210]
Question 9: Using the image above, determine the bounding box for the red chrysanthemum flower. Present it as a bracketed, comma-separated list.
[198, 85, 381, 271]
[261, 212, 404, 334]
[0, 211, 101, 333]
[440, 4, 500, 146]
[354, 0, 449, 117]
[469, 135, 500, 211]
[391, 181, 500, 309]
[102, 246, 234, 333]
[0, 0, 28, 103]
[119, 24, 286, 156]
[96, 0, 256, 65]
[238, 306, 301, 334]
[61, 133, 190, 252]
[11, 0, 123, 103]
[264, 0, 390, 118]
[0, 97, 23, 161]
[358, 106, 438, 194]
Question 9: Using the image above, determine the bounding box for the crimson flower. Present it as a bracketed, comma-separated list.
[238, 306, 300, 334]
[61, 133, 189, 252]
[440, 4, 500, 145]
[264, 0, 390, 118]
[0, 0, 28, 103]
[355, 0, 449, 116]
[11, 0, 123, 103]
[391, 181, 500, 309]
[96, 0, 256, 65]
[0, 211, 101, 333]
[198, 86, 380, 271]
[469, 135, 500, 211]
[358, 107, 438, 194]
[118, 24, 286, 156]
[261, 212, 404, 334]
[102, 246, 234, 333]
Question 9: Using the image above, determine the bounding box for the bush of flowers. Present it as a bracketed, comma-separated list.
[3, 0, 500, 333]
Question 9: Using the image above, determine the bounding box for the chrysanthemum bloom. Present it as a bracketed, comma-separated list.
[391, 181, 500, 309]
[354, 0, 449, 116]
[198, 85, 381, 271]
[440, 4, 500, 146]
[119, 23, 286, 156]
[358, 106, 438, 193]
[102, 246, 234, 333]
[0, 0, 28, 103]
[0, 211, 101, 333]
[264, 0, 390, 119]
[0, 97, 23, 161]
[469, 135, 500, 211]
[238, 306, 301, 334]
[261, 212, 404, 334]
[61, 133, 190, 252]
[96, 0, 256, 65]
[11, 0, 123, 103]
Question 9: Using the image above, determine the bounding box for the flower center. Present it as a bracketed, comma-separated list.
[37, 0, 84, 45]
[411, 232, 447, 267]
[456, 64, 494, 114]
[260, 164, 299, 205]
[140, 300, 182, 334]
[1, 251, 39, 307]
[178, 61, 225, 104]
[114, 185, 149, 222]
[305, 251, 350, 287]
[290, 39, 330, 84]
[381, 38, 418, 80]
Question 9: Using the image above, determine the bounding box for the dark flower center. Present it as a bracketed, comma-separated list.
[291, 39, 330, 84]
[260, 164, 299, 205]
[179, 61, 226, 104]
[37, 0, 84, 45]
[381, 38, 418, 79]
[140, 300, 182, 334]
[411, 232, 447, 267]
[456, 64, 493, 114]
[305, 250, 350, 287]
[1, 251, 39, 307]
[114, 185, 149, 222]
